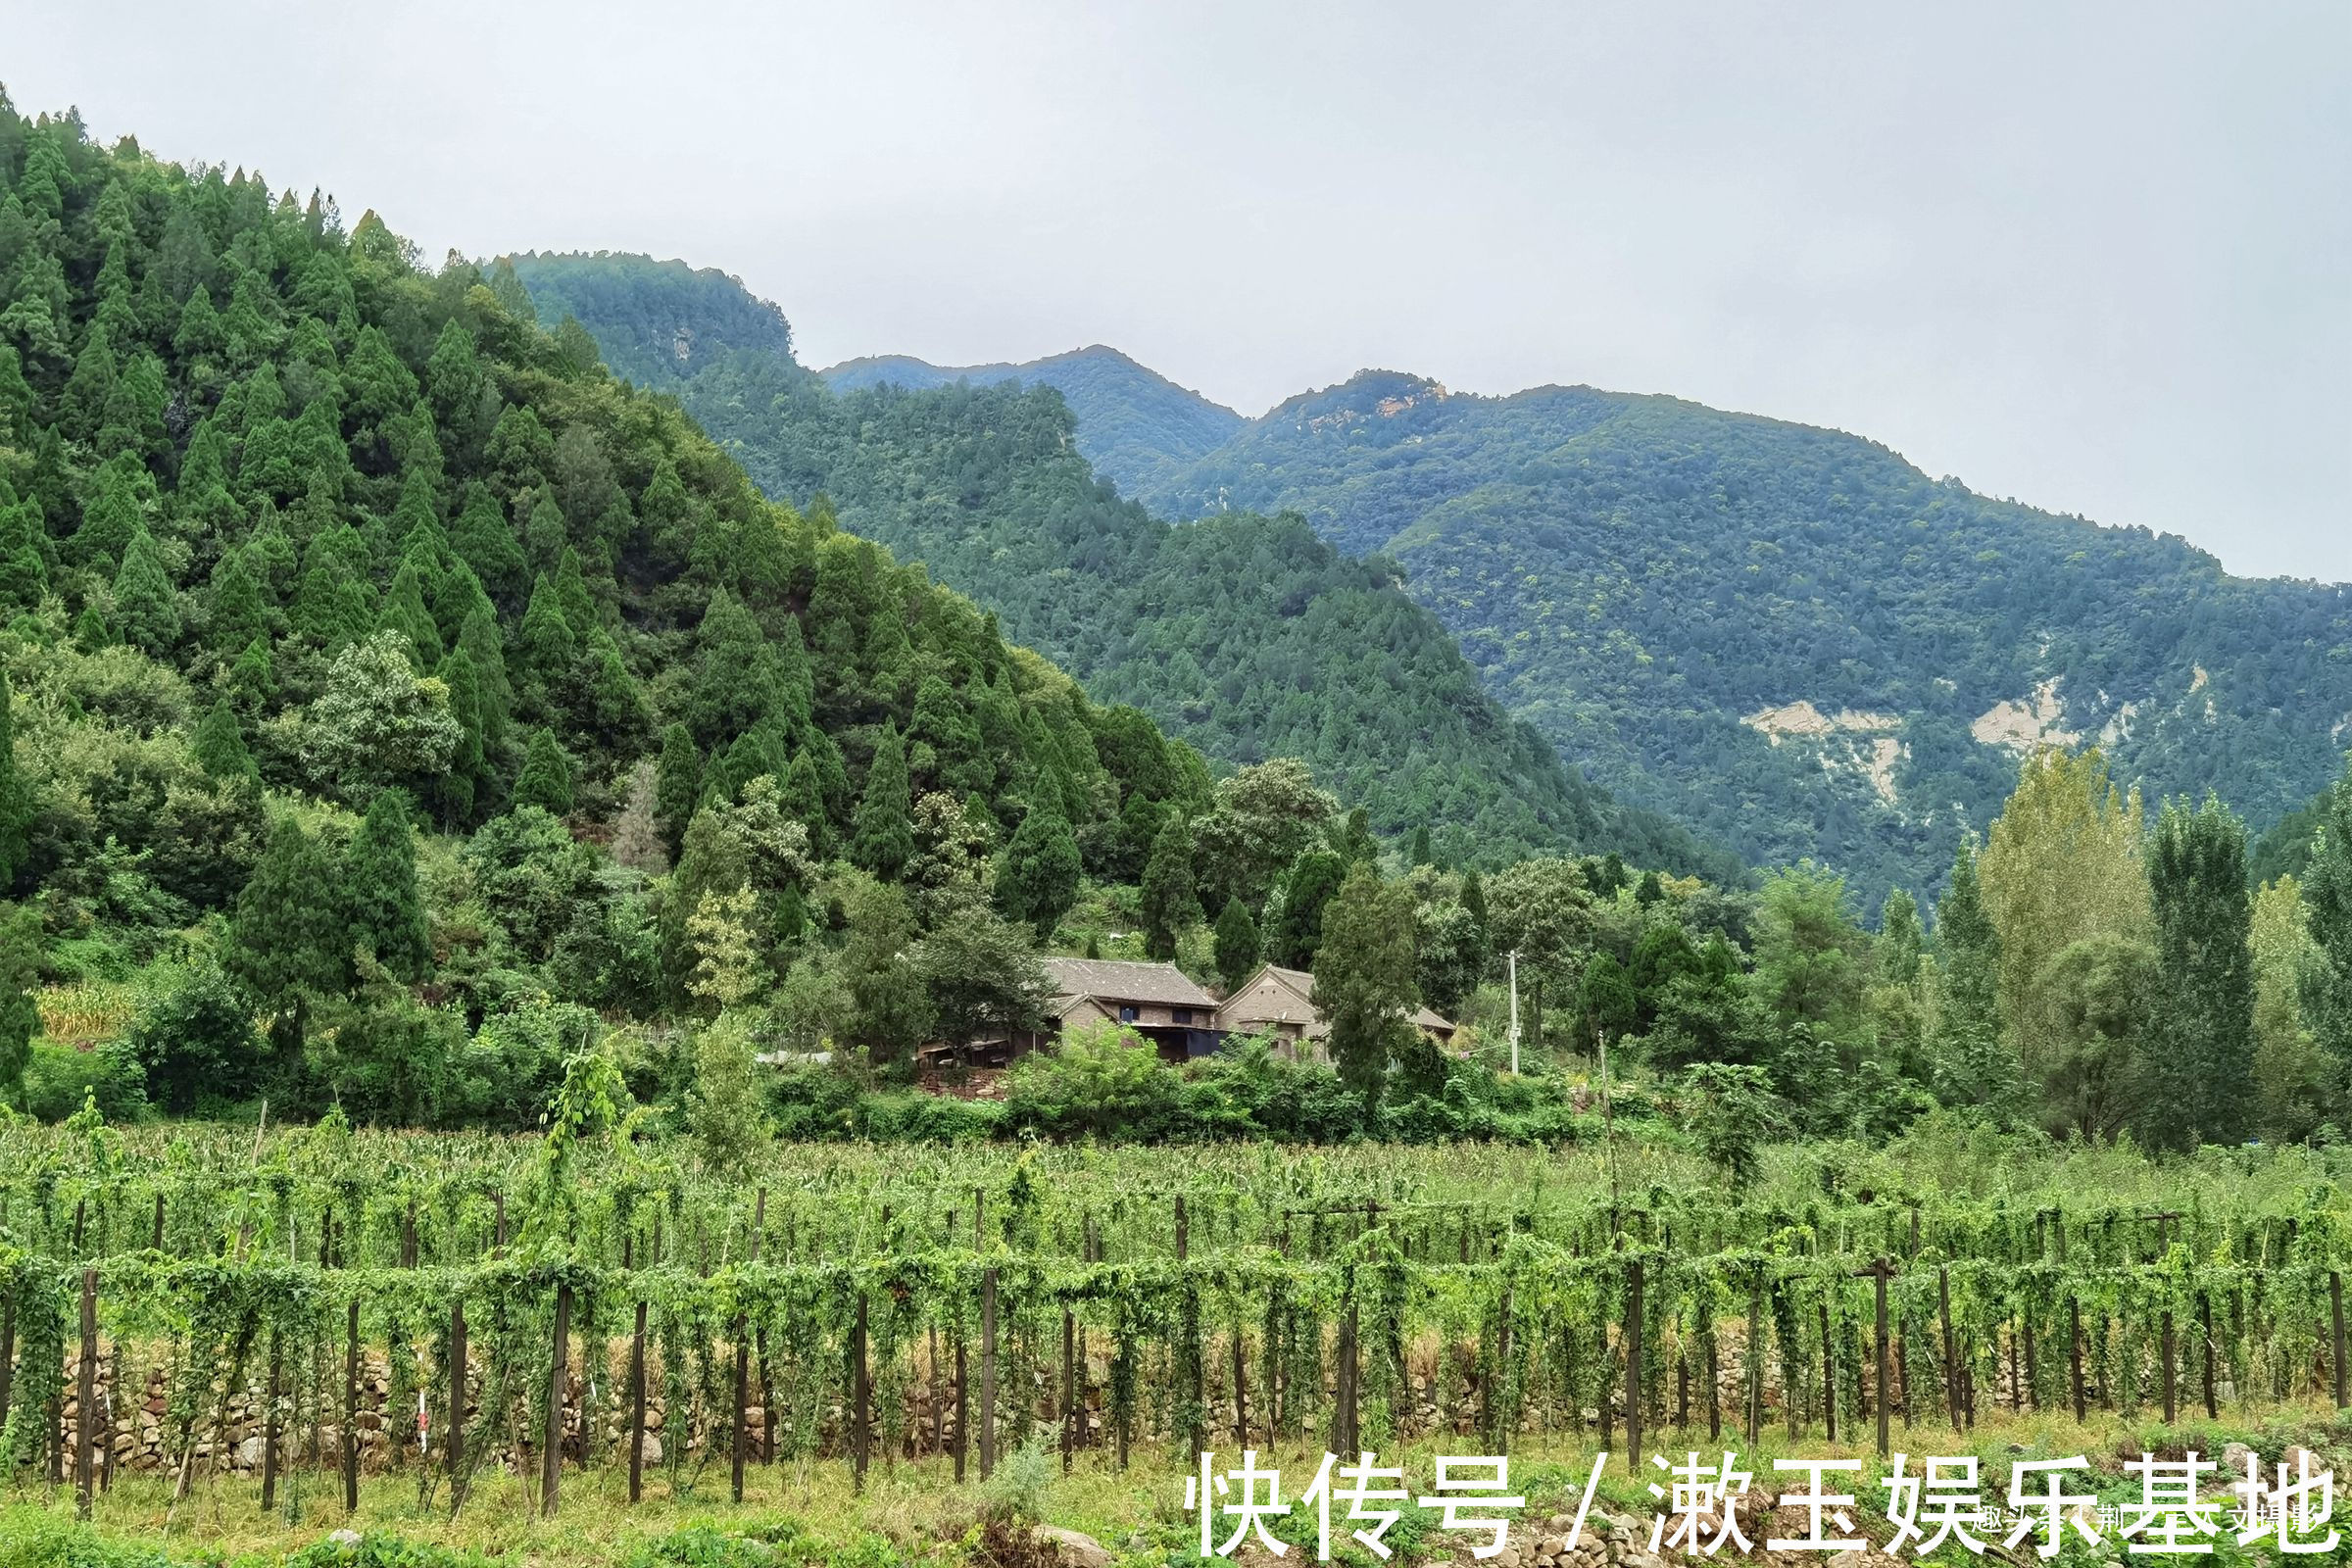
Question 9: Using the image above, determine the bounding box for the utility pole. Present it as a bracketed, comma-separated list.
[1506, 950, 1522, 1074]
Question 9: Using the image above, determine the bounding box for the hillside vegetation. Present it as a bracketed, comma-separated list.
[513, 254, 1733, 876]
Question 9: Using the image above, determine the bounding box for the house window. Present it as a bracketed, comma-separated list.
[1118, 1005, 1139, 1023]
[1172, 1007, 1194, 1025]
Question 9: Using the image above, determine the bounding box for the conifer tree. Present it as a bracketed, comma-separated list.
[114, 525, 181, 655]
[851, 723, 914, 881]
[450, 483, 525, 604]
[433, 647, 488, 825]
[1409, 824, 1433, 867]
[998, 803, 1081, 939]
[227, 816, 346, 1035]
[191, 697, 257, 781]
[655, 723, 703, 858]
[1269, 850, 1347, 970]
[208, 545, 266, 652]
[513, 726, 575, 815]
[1213, 897, 1261, 990]
[343, 789, 431, 980]
[227, 634, 276, 710]
[378, 558, 441, 668]
[2144, 795, 2256, 1150]
[0, 668, 28, 887]
[1139, 812, 1201, 958]
[516, 570, 576, 696]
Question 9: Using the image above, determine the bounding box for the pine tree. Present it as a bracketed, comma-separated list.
[433, 647, 487, 826]
[1269, 850, 1346, 970]
[0, 668, 28, 888]
[190, 697, 257, 780]
[516, 570, 576, 699]
[655, 723, 703, 858]
[1213, 897, 1261, 990]
[1139, 812, 1201, 959]
[227, 816, 347, 1029]
[850, 723, 914, 881]
[227, 634, 277, 710]
[513, 726, 575, 815]
[450, 483, 525, 604]
[1409, 824, 1433, 867]
[378, 558, 441, 668]
[2144, 795, 2255, 1150]
[113, 525, 181, 654]
[997, 804, 1081, 939]
[208, 545, 266, 653]
[343, 789, 431, 980]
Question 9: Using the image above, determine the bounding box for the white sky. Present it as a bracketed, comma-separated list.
[8, 0, 2349, 578]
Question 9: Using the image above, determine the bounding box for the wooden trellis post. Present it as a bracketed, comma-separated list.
[2062, 1296, 2084, 1421]
[542, 1282, 571, 1517]
[260, 1324, 283, 1513]
[628, 1248, 648, 1504]
[1856, 1257, 1893, 1458]
[75, 1268, 95, 1522]
[1744, 1270, 1762, 1446]
[1936, 1266, 1961, 1432]
[346, 1295, 363, 1515]
[853, 1293, 872, 1492]
[1818, 1299, 1836, 1443]
[979, 1266, 998, 1480]
[1624, 1256, 1643, 1471]
[2332, 1272, 2348, 1410]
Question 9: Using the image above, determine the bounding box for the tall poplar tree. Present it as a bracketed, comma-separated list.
[2141, 795, 2254, 1150]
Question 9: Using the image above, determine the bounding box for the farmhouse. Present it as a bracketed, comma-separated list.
[1014, 957, 1225, 1064]
[1213, 963, 1458, 1063]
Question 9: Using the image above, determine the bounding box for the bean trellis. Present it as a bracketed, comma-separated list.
[6, 1112, 2352, 1514]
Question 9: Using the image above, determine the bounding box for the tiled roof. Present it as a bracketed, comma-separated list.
[1042, 957, 1218, 1009]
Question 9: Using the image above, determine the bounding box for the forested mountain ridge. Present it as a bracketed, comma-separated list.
[512, 253, 1740, 877]
[0, 104, 1252, 1119]
[1061, 366, 2352, 906]
[819, 344, 1245, 495]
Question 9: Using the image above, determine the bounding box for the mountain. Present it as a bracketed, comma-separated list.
[1070, 368, 2352, 907]
[511, 254, 1739, 877]
[819, 345, 1245, 495]
[0, 112, 1231, 1118]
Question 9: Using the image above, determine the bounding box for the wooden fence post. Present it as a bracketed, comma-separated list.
[444, 1296, 466, 1512]
[151, 1194, 165, 1251]
[75, 1269, 95, 1521]
[979, 1267, 998, 1480]
[542, 1282, 570, 1517]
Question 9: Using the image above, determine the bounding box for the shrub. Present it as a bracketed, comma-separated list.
[19, 1040, 147, 1123]
[1003, 1021, 1178, 1139]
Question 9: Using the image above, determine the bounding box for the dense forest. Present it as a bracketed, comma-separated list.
[822, 344, 1245, 497]
[512, 253, 1732, 876]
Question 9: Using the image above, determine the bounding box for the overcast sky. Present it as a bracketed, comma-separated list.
[10, 1, 2348, 578]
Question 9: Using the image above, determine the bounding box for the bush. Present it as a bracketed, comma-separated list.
[19, 1040, 147, 1123]
[1003, 1021, 1179, 1139]
[122, 960, 260, 1113]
